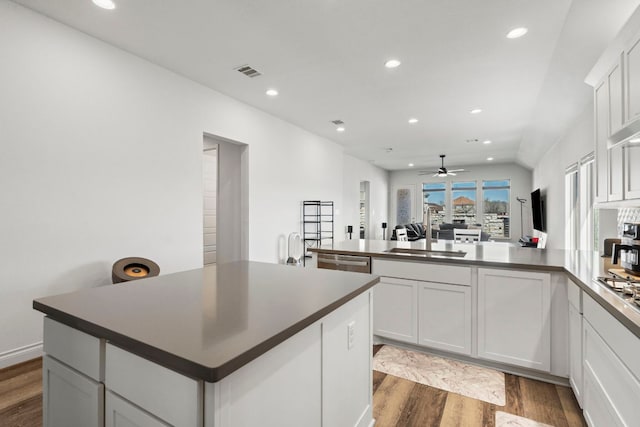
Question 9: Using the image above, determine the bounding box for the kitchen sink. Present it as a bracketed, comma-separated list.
[384, 247, 467, 257]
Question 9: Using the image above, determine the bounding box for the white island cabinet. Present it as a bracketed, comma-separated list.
[35, 262, 377, 427]
[42, 290, 372, 427]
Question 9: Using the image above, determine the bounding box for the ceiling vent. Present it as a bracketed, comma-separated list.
[331, 120, 344, 125]
[235, 64, 262, 78]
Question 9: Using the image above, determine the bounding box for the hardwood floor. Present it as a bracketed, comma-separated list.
[0, 351, 586, 427]
[372, 345, 587, 427]
[0, 358, 42, 427]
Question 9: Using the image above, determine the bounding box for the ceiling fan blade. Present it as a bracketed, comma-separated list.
[448, 169, 466, 173]
[448, 172, 457, 176]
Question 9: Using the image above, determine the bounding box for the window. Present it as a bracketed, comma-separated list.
[423, 183, 446, 225]
[452, 181, 477, 224]
[482, 180, 510, 238]
[565, 163, 579, 250]
[565, 153, 595, 251]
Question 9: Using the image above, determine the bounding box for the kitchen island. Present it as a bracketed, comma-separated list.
[33, 261, 379, 427]
[311, 239, 640, 426]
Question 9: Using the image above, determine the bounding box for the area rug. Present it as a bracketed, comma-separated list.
[495, 411, 554, 427]
[372, 345, 506, 405]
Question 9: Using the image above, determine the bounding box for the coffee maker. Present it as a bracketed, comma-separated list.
[612, 223, 640, 275]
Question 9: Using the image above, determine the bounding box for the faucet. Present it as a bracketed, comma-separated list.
[423, 206, 432, 250]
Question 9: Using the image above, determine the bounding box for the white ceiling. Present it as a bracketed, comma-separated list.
[12, 0, 640, 171]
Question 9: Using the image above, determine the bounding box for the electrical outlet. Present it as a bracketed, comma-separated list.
[347, 321, 355, 350]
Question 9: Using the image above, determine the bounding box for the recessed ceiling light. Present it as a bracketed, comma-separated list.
[408, 118, 418, 124]
[265, 89, 278, 96]
[507, 27, 528, 39]
[470, 109, 483, 114]
[487, 157, 494, 161]
[408, 163, 414, 167]
[384, 59, 401, 69]
[92, 0, 116, 10]
[336, 126, 346, 132]
[483, 140, 492, 144]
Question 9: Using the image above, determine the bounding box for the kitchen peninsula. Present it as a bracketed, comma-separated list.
[33, 261, 379, 427]
[311, 240, 640, 426]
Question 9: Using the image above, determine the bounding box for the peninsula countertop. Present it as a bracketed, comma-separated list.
[33, 260, 379, 382]
[310, 239, 640, 338]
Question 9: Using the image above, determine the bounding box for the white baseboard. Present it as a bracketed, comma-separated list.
[0, 342, 43, 369]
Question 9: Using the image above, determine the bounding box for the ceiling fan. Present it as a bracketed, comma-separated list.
[418, 154, 468, 177]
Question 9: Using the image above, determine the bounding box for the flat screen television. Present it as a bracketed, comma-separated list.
[531, 188, 545, 232]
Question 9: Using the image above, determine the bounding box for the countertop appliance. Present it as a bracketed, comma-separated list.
[596, 268, 640, 312]
[317, 253, 371, 273]
[612, 222, 640, 274]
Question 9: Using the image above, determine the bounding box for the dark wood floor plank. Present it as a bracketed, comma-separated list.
[0, 359, 42, 382]
[519, 377, 570, 427]
[373, 344, 384, 357]
[0, 368, 42, 412]
[440, 391, 490, 427]
[556, 385, 587, 427]
[0, 394, 42, 427]
[397, 383, 447, 427]
[502, 374, 524, 416]
[372, 370, 386, 395]
[372, 374, 417, 427]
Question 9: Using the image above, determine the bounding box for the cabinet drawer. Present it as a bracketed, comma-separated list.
[43, 317, 104, 381]
[567, 280, 582, 313]
[372, 259, 471, 285]
[583, 295, 640, 379]
[105, 344, 202, 427]
[583, 321, 640, 426]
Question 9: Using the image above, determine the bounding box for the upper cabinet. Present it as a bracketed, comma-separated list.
[625, 33, 640, 124]
[591, 23, 640, 204]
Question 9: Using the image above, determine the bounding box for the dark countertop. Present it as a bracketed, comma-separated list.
[310, 240, 640, 338]
[33, 261, 379, 382]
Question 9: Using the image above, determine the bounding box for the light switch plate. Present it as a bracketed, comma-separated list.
[347, 321, 355, 350]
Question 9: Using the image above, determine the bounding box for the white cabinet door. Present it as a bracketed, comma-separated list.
[608, 59, 624, 135]
[608, 144, 624, 201]
[43, 355, 104, 427]
[625, 33, 640, 124]
[477, 269, 551, 372]
[624, 143, 640, 199]
[373, 277, 418, 344]
[594, 79, 609, 203]
[105, 391, 170, 427]
[417, 281, 471, 356]
[568, 302, 583, 408]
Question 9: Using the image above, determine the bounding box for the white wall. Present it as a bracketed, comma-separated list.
[341, 155, 390, 241]
[532, 102, 595, 249]
[390, 163, 532, 242]
[0, 2, 388, 366]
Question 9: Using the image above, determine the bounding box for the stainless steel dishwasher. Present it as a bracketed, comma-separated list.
[317, 253, 371, 273]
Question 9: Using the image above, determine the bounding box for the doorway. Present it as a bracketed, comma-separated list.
[203, 134, 248, 265]
[360, 181, 370, 239]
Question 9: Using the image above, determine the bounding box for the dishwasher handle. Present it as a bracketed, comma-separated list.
[317, 254, 371, 273]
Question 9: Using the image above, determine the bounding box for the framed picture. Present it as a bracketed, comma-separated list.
[391, 185, 416, 226]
